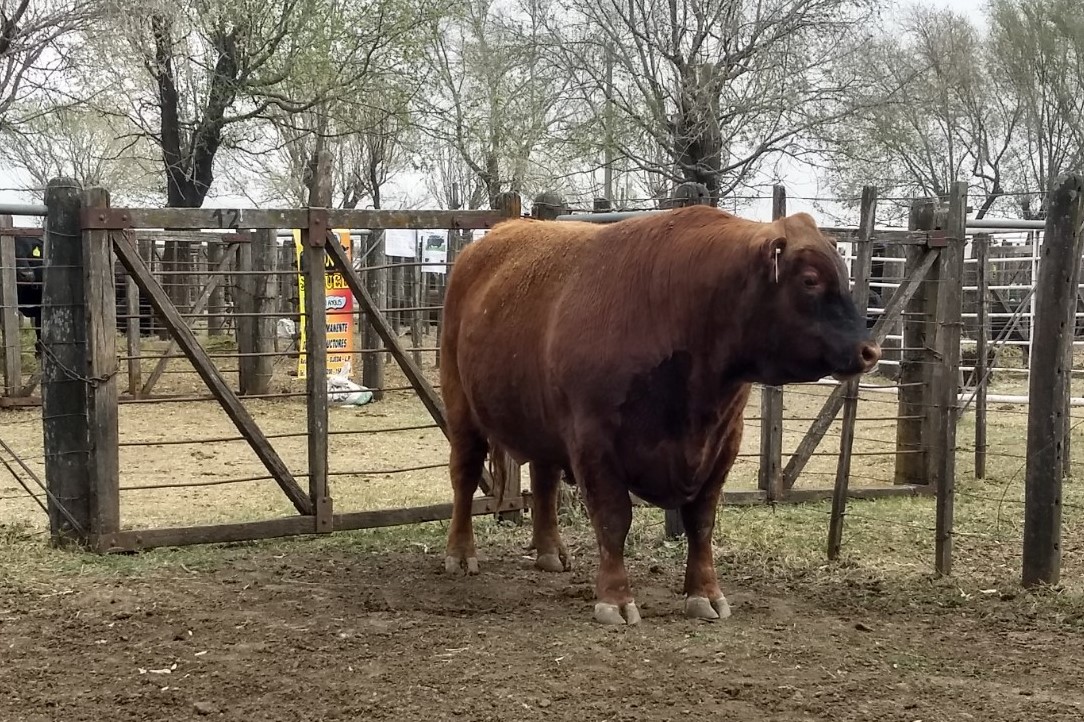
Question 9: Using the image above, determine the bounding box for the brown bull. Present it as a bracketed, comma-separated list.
[439, 205, 880, 625]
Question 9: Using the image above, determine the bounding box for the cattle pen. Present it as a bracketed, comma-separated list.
[0, 162, 1081, 591]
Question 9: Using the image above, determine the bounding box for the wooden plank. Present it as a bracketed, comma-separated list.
[83, 188, 121, 538]
[234, 235, 255, 392]
[304, 150, 333, 533]
[140, 244, 236, 397]
[0, 217, 21, 395]
[974, 234, 989, 479]
[207, 241, 227, 336]
[93, 482, 931, 554]
[41, 178, 91, 543]
[1023, 173, 1084, 588]
[759, 186, 786, 501]
[97, 495, 523, 552]
[0, 394, 40, 408]
[781, 246, 940, 488]
[125, 234, 142, 397]
[85, 207, 512, 232]
[111, 230, 313, 515]
[931, 182, 967, 576]
[828, 186, 877, 561]
[410, 253, 423, 366]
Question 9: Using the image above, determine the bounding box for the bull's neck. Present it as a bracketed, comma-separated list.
[695, 262, 767, 390]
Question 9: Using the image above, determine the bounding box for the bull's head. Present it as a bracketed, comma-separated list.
[751, 213, 880, 386]
[14, 238, 43, 286]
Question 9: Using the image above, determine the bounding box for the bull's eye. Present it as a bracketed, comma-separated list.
[801, 273, 821, 289]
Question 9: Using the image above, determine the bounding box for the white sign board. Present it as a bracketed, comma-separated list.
[385, 228, 418, 258]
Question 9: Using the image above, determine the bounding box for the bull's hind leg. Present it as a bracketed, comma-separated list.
[444, 424, 488, 575]
[527, 463, 572, 573]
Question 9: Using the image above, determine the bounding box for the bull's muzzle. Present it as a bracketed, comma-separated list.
[858, 340, 881, 373]
[830, 340, 881, 382]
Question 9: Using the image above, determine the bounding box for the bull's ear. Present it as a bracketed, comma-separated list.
[766, 236, 787, 283]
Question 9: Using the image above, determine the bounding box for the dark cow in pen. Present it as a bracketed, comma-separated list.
[438, 205, 881, 625]
[10, 235, 156, 357]
[12, 235, 44, 354]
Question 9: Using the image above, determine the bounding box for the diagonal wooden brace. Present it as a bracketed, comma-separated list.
[112, 230, 314, 515]
[322, 237, 496, 496]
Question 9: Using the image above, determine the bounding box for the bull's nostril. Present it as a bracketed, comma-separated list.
[860, 342, 881, 368]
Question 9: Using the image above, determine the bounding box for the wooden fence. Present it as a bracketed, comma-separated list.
[28, 159, 524, 552]
[3, 166, 1080, 585]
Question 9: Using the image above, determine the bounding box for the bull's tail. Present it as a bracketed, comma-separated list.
[487, 439, 510, 510]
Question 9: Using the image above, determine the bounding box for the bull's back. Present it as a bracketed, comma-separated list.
[441, 219, 599, 461]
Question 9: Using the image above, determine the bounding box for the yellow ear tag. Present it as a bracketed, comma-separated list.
[31, 246, 41, 257]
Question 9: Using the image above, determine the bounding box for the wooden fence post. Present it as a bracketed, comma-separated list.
[759, 185, 786, 502]
[828, 185, 877, 561]
[895, 198, 939, 485]
[491, 191, 524, 524]
[531, 191, 566, 220]
[235, 235, 255, 392]
[237, 229, 277, 396]
[1022, 172, 1084, 589]
[973, 234, 990, 479]
[207, 241, 226, 336]
[305, 150, 334, 532]
[125, 234, 142, 397]
[249, 228, 277, 394]
[138, 238, 156, 337]
[0, 214, 21, 396]
[931, 182, 967, 576]
[41, 180, 120, 546]
[362, 230, 387, 401]
[410, 251, 424, 366]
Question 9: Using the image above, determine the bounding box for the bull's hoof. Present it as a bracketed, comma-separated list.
[535, 551, 571, 573]
[594, 601, 641, 625]
[684, 595, 731, 621]
[444, 554, 479, 575]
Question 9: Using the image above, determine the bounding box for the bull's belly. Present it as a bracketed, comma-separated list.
[461, 376, 568, 467]
[619, 453, 708, 509]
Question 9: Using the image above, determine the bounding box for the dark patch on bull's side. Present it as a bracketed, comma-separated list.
[618, 350, 693, 440]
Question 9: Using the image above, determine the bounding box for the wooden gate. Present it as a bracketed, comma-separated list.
[37, 161, 527, 552]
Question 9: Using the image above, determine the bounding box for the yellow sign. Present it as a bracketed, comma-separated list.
[294, 230, 355, 379]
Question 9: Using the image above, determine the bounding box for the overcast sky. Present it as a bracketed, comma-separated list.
[0, 0, 993, 228]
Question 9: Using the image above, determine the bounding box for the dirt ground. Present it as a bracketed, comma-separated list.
[2, 530, 1083, 722]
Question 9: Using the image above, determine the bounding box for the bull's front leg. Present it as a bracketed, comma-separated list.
[571, 447, 638, 625]
[680, 428, 742, 621]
